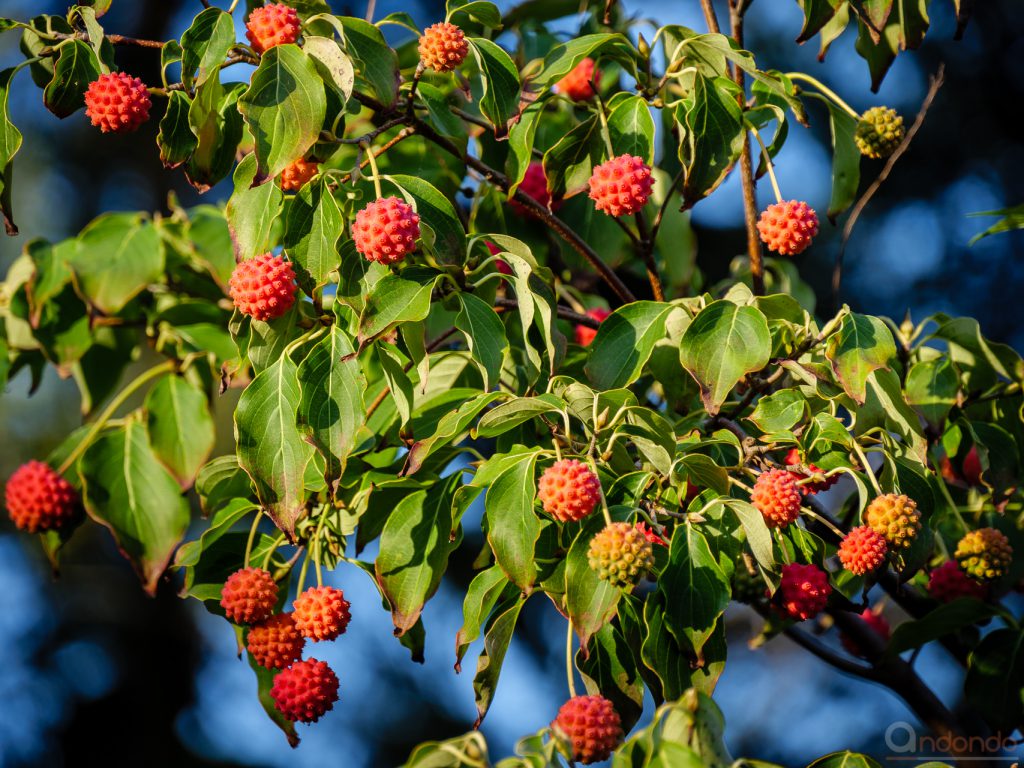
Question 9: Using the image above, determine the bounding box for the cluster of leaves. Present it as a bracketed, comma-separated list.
[0, 0, 1017, 764]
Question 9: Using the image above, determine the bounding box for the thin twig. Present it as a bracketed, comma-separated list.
[729, 1, 764, 295]
[832, 65, 945, 308]
[495, 298, 602, 329]
[53, 31, 165, 49]
[783, 625, 880, 679]
[699, 0, 722, 33]
[634, 210, 664, 300]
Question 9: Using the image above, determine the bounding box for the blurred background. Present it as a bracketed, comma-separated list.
[1, 0, 1023, 766]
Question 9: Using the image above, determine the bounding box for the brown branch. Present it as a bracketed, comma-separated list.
[635, 210, 665, 301]
[349, 91, 638, 304]
[729, 1, 764, 295]
[699, 0, 722, 34]
[495, 298, 602, 329]
[832, 64, 945, 308]
[54, 31, 165, 49]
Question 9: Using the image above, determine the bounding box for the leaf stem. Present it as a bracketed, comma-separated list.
[244, 510, 262, 569]
[850, 440, 883, 496]
[57, 360, 176, 475]
[749, 124, 782, 203]
[361, 141, 384, 199]
[566, 619, 578, 697]
[787, 72, 859, 119]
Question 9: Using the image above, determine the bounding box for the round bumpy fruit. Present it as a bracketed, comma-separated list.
[777, 563, 832, 621]
[221, 567, 278, 625]
[587, 522, 655, 589]
[784, 448, 839, 495]
[574, 307, 611, 347]
[588, 155, 653, 217]
[855, 106, 905, 159]
[510, 162, 561, 216]
[270, 658, 339, 723]
[418, 22, 468, 72]
[551, 695, 623, 765]
[838, 525, 888, 576]
[840, 608, 891, 657]
[84, 72, 152, 134]
[4, 460, 80, 534]
[247, 613, 305, 670]
[757, 200, 819, 256]
[279, 157, 319, 191]
[537, 459, 601, 523]
[927, 560, 988, 602]
[352, 196, 421, 265]
[750, 468, 802, 528]
[955, 527, 1013, 580]
[245, 3, 301, 54]
[228, 253, 297, 321]
[556, 58, 601, 101]
[292, 585, 352, 641]
[864, 494, 920, 550]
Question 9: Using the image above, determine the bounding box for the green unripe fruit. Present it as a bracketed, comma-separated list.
[855, 106, 905, 159]
[955, 527, 1013, 580]
[587, 522, 655, 589]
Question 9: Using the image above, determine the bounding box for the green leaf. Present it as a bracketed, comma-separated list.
[330, 16, 398, 106]
[455, 565, 512, 670]
[969, 203, 1024, 244]
[248, 657, 300, 747]
[303, 35, 355, 102]
[805, 93, 860, 221]
[42, 39, 100, 118]
[796, 0, 845, 43]
[180, 7, 236, 89]
[145, 375, 215, 487]
[533, 33, 635, 87]
[607, 94, 656, 165]
[237, 44, 326, 183]
[474, 394, 565, 438]
[720, 498, 775, 574]
[406, 392, 506, 475]
[282, 176, 343, 291]
[375, 476, 460, 635]
[455, 293, 508, 391]
[746, 388, 808, 434]
[173, 497, 257, 590]
[905, 358, 959, 429]
[577, 622, 644, 732]
[965, 628, 1024, 732]
[0, 67, 24, 234]
[186, 77, 246, 192]
[357, 269, 441, 344]
[806, 753, 882, 768]
[658, 523, 730, 658]
[467, 38, 521, 137]
[447, 0, 503, 27]
[157, 90, 198, 168]
[226, 152, 283, 260]
[235, 354, 315, 538]
[886, 598, 997, 657]
[542, 116, 603, 199]
[825, 312, 896, 404]
[376, 340, 415, 426]
[296, 326, 365, 489]
[472, 595, 526, 727]
[70, 212, 165, 315]
[80, 420, 191, 595]
[485, 451, 541, 591]
[678, 74, 745, 207]
[679, 300, 771, 414]
[506, 99, 544, 192]
[195, 455, 255, 515]
[387, 174, 467, 265]
[585, 301, 674, 390]
[565, 517, 621, 650]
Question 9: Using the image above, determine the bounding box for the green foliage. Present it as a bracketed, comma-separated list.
[0, 1, 1010, 764]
